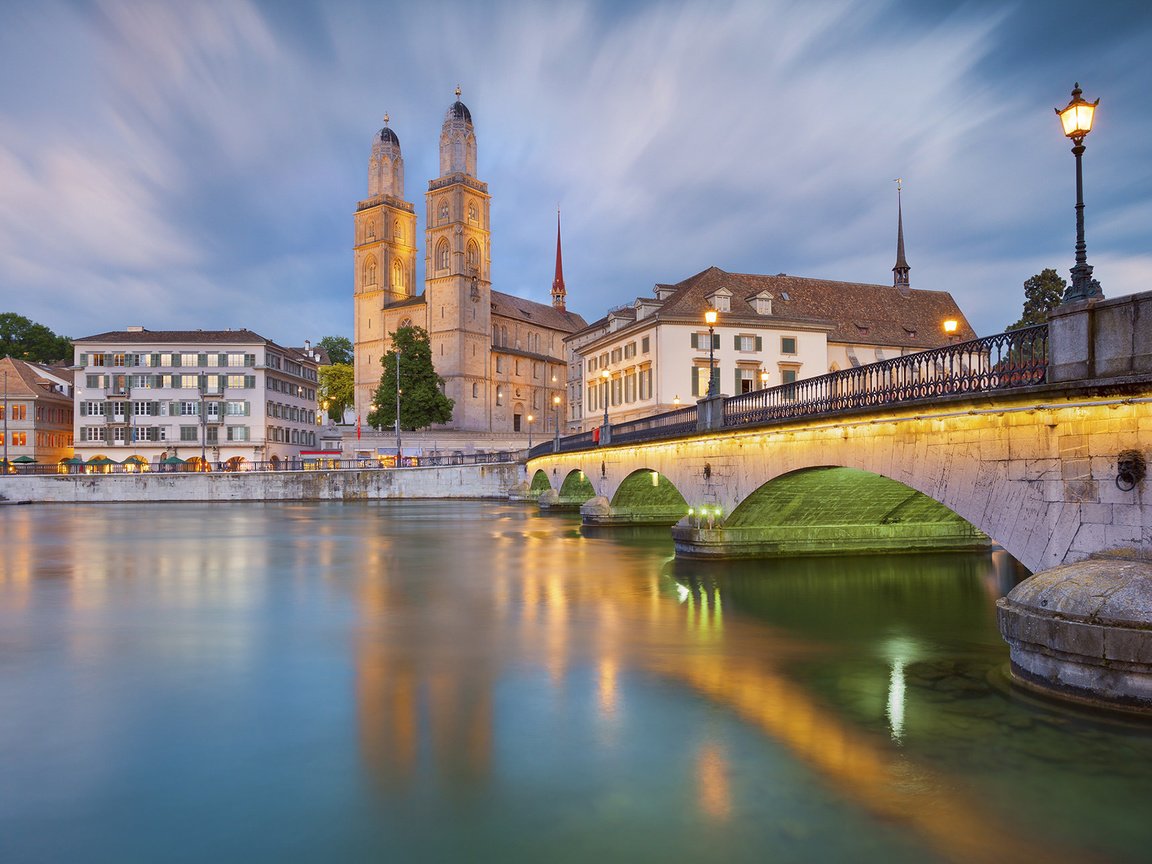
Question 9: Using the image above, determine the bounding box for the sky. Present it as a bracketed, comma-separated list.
[1, 0, 1149, 347]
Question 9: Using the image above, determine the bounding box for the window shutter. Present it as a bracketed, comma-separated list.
[733, 335, 740, 349]
[690, 366, 699, 397]
[756, 336, 763, 351]
[79, 353, 88, 366]
[711, 366, 720, 392]
[690, 333, 698, 350]
[245, 375, 255, 388]
[734, 370, 742, 392]
[712, 334, 720, 350]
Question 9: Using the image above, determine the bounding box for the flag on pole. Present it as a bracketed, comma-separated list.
[356, 414, 361, 440]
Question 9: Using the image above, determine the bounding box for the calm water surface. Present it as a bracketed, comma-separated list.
[2, 501, 1151, 864]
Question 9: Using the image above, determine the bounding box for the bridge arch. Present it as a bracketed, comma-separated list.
[528, 469, 552, 495]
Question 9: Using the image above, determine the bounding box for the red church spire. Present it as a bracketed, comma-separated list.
[551, 207, 566, 310]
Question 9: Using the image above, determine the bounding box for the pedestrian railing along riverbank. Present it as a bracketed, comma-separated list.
[2, 450, 520, 478]
[528, 325, 1049, 459]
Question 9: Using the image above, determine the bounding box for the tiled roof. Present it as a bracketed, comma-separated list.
[491, 291, 588, 334]
[645, 266, 976, 348]
[74, 328, 269, 345]
[0, 356, 72, 402]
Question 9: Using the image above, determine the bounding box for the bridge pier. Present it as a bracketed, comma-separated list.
[671, 521, 991, 559]
[997, 553, 1152, 714]
[580, 495, 686, 526]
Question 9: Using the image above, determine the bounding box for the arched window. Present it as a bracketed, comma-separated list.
[363, 257, 378, 286]
[366, 221, 376, 241]
[393, 219, 402, 242]
[437, 199, 449, 224]
[467, 240, 479, 272]
[399, 317, 413, 329]
[492, 325, 499, 345]
[467, 201, 478, 223]
[501, 325, 508, 347]
[436, 239, 450, 271]
[393, 259, 404, 292]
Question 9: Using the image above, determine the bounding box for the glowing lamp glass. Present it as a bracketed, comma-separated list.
[943, 320, 958, 334]
[704, 310, 718, 326]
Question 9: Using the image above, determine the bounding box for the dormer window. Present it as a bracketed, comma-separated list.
[750, 291, 774, 315]
[707, 287, 733, 314]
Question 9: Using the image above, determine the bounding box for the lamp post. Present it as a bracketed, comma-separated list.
[705, 309, 718, 396]
[2, 369, 8, 471]
[760, 370, 769, 390]
[552, 394, 561, 448]
[394, 344, 402, 466]
[601, 369, 610, 428]
[1056, 82, 1102, 303]
[943, 319, 958, 343]
[526, 413, 534, 450]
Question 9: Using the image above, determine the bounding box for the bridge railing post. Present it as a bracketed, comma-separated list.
[696, 394, 727, 432]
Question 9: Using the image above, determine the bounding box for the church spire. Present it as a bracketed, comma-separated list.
[551, 207, 567, 309]
[893, 178, 911, 296]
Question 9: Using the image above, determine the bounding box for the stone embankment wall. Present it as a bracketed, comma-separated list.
[0, 464, 524, 504]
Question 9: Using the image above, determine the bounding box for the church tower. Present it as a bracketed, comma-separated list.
[424, 89, 492, 430]
[353, 116, 418, 417]
[551, 208, 567, 310]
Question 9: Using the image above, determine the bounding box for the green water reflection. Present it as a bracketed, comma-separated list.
[0, 502, 1149, 864]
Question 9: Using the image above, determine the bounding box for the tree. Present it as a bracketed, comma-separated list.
[0, 313, 72, 363]
[318, 363, 354, 423]
[1006, 269, 1067, 330]
[318, 335, 353, 365]
[368, 325, 453, 430]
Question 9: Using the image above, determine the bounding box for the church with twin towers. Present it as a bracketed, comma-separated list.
[353, 89, 587, 434]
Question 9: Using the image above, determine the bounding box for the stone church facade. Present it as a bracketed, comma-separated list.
[353, 91, 586, 435]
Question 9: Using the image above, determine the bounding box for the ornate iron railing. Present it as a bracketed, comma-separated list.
[611, 405, 698, 443]
[724, 325, 1048, 426]
[524, 325, 1049, 457]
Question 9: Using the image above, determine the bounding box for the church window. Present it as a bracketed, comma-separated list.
[496, 356, 504, 373]
[438, 199, 449, 224]
[437, 239, 450, 271]
[467, 201, 478, 223]
[467, 240, 479, 272]
[363, 257, 378, 286]
[492, 325, 499, 345]
[472, 383, 478, 398]
[399, 318, 412, 329]
[496, 386, 503, 406]
[501, 325, 508, 346]
[394, 220, 403, 241]
[393, 260, 404, 291]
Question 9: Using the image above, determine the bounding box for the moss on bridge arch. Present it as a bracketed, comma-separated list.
[611, 469, 689, 511]
[559, 470, 596, 501]
[529, 469, 552, 494]
[728, 467, 977, 531]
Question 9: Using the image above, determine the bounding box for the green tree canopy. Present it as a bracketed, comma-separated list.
[1006, 269, 1067, 330]
[318, 363, 354, 423]
[368, 325, 453, 431]
[0, 313, 72, 363]
[318, 335, 353, 365]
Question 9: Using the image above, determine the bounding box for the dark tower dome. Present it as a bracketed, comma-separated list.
[377, 125, 400, 147]
[439, 87, 477, 177]
[368, 113, 404, 198]
[447, 99, 472, 124]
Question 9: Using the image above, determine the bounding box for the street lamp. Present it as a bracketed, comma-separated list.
[394, 344, 402, 465]
[943, 319, 958, 342]
[526, 413, 534, 449]
[552, 394, 561, 448]
[1056, 82, 1102, 303]
[601, 368, 610, 427]
[759, 370, 769, 390]
[705, 309, 718, 396]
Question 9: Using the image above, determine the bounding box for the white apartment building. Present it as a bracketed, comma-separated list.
[568, 267, 976, 431]
[72, 327, 320, 469]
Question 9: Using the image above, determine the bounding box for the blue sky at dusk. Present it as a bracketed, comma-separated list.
[1, 0, 1149, 345]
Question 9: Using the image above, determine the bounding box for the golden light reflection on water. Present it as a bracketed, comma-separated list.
[351, 513, 1090, 864]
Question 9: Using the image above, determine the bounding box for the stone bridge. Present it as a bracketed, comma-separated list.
[526, 292, 1151, 575]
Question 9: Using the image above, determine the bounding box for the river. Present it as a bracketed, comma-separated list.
[2, 501, 1150, 863]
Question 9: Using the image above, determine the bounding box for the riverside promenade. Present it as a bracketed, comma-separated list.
[0, 462, 524, 504]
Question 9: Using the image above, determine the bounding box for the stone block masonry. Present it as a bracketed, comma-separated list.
[0, 464, 525, 505]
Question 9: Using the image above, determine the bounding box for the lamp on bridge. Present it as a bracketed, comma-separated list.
[601, 368, 611, 428]
[552, 394, 561, 448]
[705, 309, 718, 396]
[526, 414, 534, 450]
[1056, 83, 1102, 303]
[760, 370, 770, 390]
